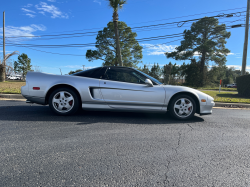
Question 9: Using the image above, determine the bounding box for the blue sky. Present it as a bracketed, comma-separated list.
[1, 0, 250, 75]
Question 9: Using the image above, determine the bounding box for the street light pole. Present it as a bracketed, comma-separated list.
[242, 0, 250, 75]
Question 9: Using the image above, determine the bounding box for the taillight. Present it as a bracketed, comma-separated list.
[33, 87, 40, 90]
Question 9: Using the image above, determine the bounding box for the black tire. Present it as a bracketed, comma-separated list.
[49, 87, 80, 116]
[168, 94, 196, 120]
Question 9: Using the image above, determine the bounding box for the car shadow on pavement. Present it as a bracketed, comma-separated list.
[0, 102, 204, 125]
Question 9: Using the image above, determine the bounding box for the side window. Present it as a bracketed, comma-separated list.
[103, 68, 147, 84]
[73, 67, 106, 79]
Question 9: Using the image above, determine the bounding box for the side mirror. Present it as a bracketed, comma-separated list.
[145, 79, 153, 87]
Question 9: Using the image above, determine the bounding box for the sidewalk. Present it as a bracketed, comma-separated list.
[1, 93, 250, 108]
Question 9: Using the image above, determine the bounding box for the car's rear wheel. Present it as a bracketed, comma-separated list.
[168, 94, 196, 120]
[49, 87, 80, 115]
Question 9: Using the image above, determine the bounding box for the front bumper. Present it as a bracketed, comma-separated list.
[200, 99, 215, 115]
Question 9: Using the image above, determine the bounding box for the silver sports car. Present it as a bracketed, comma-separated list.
[21, 66, 215, 120]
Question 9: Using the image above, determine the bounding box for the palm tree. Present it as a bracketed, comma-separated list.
[0, 51, 19, 82]
[107, 0, 127, 66]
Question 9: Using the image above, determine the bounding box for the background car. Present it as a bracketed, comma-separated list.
[227, 83, 237, 88]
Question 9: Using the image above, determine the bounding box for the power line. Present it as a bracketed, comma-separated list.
[26, 47, 86, 56]
[6, 33, 185, 48]
[7, 14, 245, 43]
[6, 24, 244, 57]
[16, 6, 247, 36]
[6, 10, 245, 39]
[6, 19, 244, 48]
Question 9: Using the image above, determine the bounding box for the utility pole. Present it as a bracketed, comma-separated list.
[242, 0, 250, 75]
[3, 11, 5, 62]
[0, 11, 6, 82]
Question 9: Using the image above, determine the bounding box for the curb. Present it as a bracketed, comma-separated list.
[214, 102, 250, 108]
[0, 94, 25, 100]
[0, 94, 250, 108]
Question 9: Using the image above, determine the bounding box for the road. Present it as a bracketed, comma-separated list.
[0, 100, 250, 186]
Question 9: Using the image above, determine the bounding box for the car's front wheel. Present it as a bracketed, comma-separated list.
[168, 94, 196, 120]
[49, 87, 80, 115]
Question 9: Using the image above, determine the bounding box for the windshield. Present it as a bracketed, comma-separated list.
[135, 69, 163, 85]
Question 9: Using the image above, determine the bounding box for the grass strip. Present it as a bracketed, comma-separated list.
[201, 91, 250, 104]
[189, 86, 237, 91]
[0, 81, 26, 94]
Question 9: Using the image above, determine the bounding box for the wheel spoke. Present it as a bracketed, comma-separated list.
[174, 104, 181, 109]
[66, 96, 74, 101]
[64, 102, 71, 109]
[52, 98, 60, 104]
[186, 103, 192, 108]
[178, 110, 183, 115]
[59, 92, 65, 100]
[57, 104, 64, 110]
[181, 99, 185, 105]
[185, 109, 191, 115]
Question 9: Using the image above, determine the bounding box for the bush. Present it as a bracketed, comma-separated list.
[236, 74, 250, 97]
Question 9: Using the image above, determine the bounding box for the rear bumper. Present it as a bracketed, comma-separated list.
[21, 82, 46, 105]
[23, 95, 46, 105]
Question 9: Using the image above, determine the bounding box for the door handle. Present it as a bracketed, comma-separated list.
[104, 82, 106, 84]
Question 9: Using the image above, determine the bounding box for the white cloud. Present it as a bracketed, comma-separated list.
[93, 0, 101, 5]
[21, 8, 36, 14]
[48, 0, 56, 2]
[226, 65, 250, 72]
[142, 44, 177, 56]
[142, 43, 237, 59]
[21, 8, 36, 18]
[24, 4, 33, 7]
[35, 2, 68, 18]
[25, 13, 36, 18]
[0, 24, 46, 41]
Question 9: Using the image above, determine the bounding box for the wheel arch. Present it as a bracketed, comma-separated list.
[45, 84, 82, 105]
[167, 91, 200, 114]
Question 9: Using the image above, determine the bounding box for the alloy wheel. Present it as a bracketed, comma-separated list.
[173, 98, 193, 118]
[52, 91, 74, 113]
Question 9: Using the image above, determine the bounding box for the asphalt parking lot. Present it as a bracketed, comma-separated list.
[0, 100, 250, 186]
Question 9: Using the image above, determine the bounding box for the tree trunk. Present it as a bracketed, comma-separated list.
[0, 64, 6, 82]
[113, 11, 123, 66]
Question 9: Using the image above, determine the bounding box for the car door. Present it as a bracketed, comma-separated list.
[72, 67, 108, 108]
[99, 67, 165, 111]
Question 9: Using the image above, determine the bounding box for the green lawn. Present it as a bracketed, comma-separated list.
[0, 81, 26, 94]
[189, 86, 237, 91]
[201, 91, 250, 104]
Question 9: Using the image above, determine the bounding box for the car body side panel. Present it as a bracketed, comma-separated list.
[21, 72, 108, 108]
[99, 79, 166, 111]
